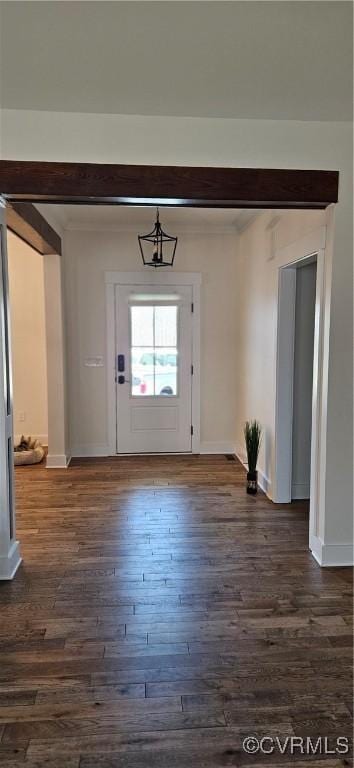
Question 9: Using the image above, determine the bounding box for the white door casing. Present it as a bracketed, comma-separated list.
[105, 272, 201, 454]
[116, 283, 192, 453]
[0, 202, 21, 579]
[274, 225, 338, 565]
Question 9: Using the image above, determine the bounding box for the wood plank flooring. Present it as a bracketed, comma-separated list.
[0, 454, 352, 767]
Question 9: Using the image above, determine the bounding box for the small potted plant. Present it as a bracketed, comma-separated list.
[244, 420, 262, 494]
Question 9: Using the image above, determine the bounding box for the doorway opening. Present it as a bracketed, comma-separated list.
[7, 232, 48, 460]
[275, 233, 328, 562]
[291, 260, 317, 501]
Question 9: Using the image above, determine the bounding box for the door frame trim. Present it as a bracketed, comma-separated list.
[105, 271, 201, 455]
[274, 225, 330, 564]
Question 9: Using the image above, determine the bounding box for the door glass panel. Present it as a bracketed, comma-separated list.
[130, 306, 178, 397]
[155, 347, 177, 396]
[131, 306, 154, 346]
[155, 306, 177, 346]
[131, 346, 155, 396]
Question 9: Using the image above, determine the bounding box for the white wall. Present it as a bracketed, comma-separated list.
[63, 228, 238, 456]
[234, 210, 325, 490]
[17, 206, 71, 468]
[7, 232, 48, 443]
[292, 262, 317, 500]
[43, 251, 70, 467]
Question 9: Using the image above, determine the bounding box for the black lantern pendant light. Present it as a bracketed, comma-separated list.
[138, 209, 178, 267]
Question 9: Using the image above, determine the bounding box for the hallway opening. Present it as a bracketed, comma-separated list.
[7, 232, 48, 456]
[292, 260, 317, 501]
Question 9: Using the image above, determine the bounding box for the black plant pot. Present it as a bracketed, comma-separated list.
[247, 470, 258, 495]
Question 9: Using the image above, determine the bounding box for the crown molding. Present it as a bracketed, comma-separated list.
[58, 210, 263, 235]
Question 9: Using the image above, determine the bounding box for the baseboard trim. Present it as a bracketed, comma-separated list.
[200, 441, 236, 455]
[46, 454, 71, 469]
[73, 443, 237, 458]
[0, 540, 22, 580]
[70, 445, 111, 458]
[235, 446, 247, 465]
[257, 468, 272, 496]
[310, 534, 354, 567]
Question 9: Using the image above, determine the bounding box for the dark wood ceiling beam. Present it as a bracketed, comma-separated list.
[5, 202, 62, 256]
[0, 161, 339, 209]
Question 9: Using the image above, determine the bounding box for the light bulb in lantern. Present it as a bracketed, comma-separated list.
[152, 239, 159, 262]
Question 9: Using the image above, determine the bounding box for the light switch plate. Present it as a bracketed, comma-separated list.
[84, 357, 104, 368]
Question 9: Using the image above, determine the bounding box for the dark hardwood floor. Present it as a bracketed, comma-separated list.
[0, 455, 352, 767]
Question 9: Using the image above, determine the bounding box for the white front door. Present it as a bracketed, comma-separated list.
[115, 284, 193, 453]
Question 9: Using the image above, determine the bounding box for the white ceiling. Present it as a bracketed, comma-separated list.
[1, 2, 352, 121]
[36, 204, 261, 234]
